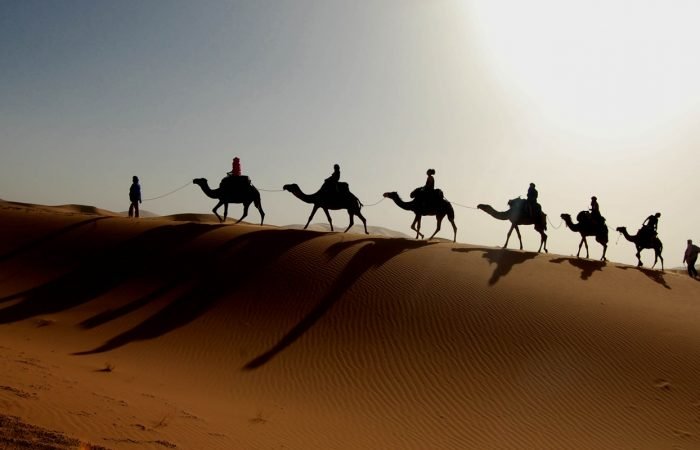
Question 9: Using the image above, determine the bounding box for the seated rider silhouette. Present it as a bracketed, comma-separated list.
[227, 157, 241, 177]
[641, 212, 660, 241]
[421, 169, 436, 208]
[526, 182, 539, 219]
[590, 195, 604, 224]
[324, 164, 341, 193]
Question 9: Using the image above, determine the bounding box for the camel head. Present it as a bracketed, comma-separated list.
[383, 192, 398, 199]
[283, 183, 299, 193]
[616, 226, 627, 233]
[193, 178, 207, 187]
[476, 204, 488, 211]
[560, 213, 571, 221]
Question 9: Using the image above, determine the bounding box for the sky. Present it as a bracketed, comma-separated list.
[2, 0, 699, 267]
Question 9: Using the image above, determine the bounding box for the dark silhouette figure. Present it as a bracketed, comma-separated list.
[193, 177, 265, 225]
[382, 191, 457, 242]
[590, 196, 603, 224]
[477, 198, 548, 252]
[325, 164, 341, 188]
[616, 226, 664, 270]
[683, 239, 700, 278]
[424, 168, 435, 191]
[526, 182, 540, 218]
[641, 212, 661, 242]
[452, 247, 537, 285]
[227, 156, 242, 177]
[560, 211, 609, 260]
[128, 176, 141, 218]
[283, 182, 368, 234]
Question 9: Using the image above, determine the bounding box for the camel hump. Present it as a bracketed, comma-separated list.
[220, 175, 251, 190]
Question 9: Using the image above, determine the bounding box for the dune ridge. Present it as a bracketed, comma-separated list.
[1, 200, 699, 449]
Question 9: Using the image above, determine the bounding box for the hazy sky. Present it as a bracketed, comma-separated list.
[2, 0, 699, 266]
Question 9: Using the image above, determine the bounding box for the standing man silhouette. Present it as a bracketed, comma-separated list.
[128, 176, 141, 218]
[683, 239, 700, 278]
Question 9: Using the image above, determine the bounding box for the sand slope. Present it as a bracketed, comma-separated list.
[1, 200, 699, 449]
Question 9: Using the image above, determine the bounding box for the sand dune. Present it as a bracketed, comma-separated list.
[1, 199, 699, 449]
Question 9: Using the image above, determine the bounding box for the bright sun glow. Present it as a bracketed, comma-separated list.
[468, 0, 700, 141]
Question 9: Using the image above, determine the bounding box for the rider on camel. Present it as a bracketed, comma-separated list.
[641, 212, 661, 240]
[526, 183, 539, 218]
[324, 164, 341, 192]
[590, 196, 604, 224]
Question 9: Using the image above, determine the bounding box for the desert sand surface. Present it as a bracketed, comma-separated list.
[1, 199, 700, 449]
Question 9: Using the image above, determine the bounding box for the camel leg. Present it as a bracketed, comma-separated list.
[450, 218, 457, 243]
[657, 250, 664, 271]
[254, 198, 265, 225]
[344, 210, 354, 233]
[578, 236, 589, 258]
[304, 205, 320, 230]
[428, 216, 443, 241]
[538, 231, 548, 253]
[635, 247, 643, 267]
[514, 226, 524, 250]
[322, 208, 334, 231]
[411, 216, 423, 239]
[504, 224, 516, 249]
[356, 210, 369, 234]
[235, 203, 250, 224]
[601, 244, 608, 261]
[212, 201, 225, 223]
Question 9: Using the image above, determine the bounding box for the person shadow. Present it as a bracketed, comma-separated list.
[451, 247, 538, 285]
[549, 257, 606, 281]
[617, 266, 671, 290]
[242, 237, 436, 370]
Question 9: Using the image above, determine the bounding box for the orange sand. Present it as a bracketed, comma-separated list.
[1, 199, 699, 449]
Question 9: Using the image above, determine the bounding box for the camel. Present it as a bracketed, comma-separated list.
[382, 191, 457, 242]
[561, 212, 609, 261]
[193, 177, 265, 225]
[616, 226, 664, 270]
[477, 198, 548, 252]
[283, 183, 368, 234]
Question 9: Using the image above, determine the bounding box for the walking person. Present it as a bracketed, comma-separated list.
[128, 175, 141, 218]
[683, 239, 700, 278]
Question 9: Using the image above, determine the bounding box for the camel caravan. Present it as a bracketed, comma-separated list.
[192, 159, 665, 270]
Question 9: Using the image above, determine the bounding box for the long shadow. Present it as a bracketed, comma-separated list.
[452, 247, 538, 285]
[0, 217, 110, 263]
[550, 257, 606, 280]
[75, 229, 322, 355]
[618, 266, 671, 290]
[242, 237, 436, 370]
[0, 223, 222, 323]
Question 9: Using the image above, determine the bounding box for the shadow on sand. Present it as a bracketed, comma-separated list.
[617, 265, 670, 290]
[242, 237, 437, 370]
[452, 247, 537, 285]
[0, 222, 224, 320]
[549, 257, 606, 281]
[74, 228, 322, 355]
[0, 216, 110, 264]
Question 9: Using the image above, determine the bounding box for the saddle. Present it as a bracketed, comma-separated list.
[410, 187, 444, 209]
[220, 175, 251, 190]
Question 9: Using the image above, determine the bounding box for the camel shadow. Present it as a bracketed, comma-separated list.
[0, 223, 224, 323]
[0, 216, 109, 264]
[617, 266, 670, 290]
[452, 247, 537, 285]
[75, 229, 322, 355]
[550, 257, 606, 281]
[242, 237, 436, 370]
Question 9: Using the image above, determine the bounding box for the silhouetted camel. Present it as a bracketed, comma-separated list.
[561, 212, 609, 261]
[382, 191, 457, 242]
[283, 183, 368, 234]
[616, 226, 664, 270]
[477, 198, 548, 252]
[193, 178, 265, 225]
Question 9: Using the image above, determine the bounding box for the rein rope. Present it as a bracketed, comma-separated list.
[143, 181, 192, 202]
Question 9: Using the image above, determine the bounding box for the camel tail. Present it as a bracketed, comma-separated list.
[351, 193, 363, 209]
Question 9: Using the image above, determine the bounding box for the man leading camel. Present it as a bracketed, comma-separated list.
[683, 239, 700, 278]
